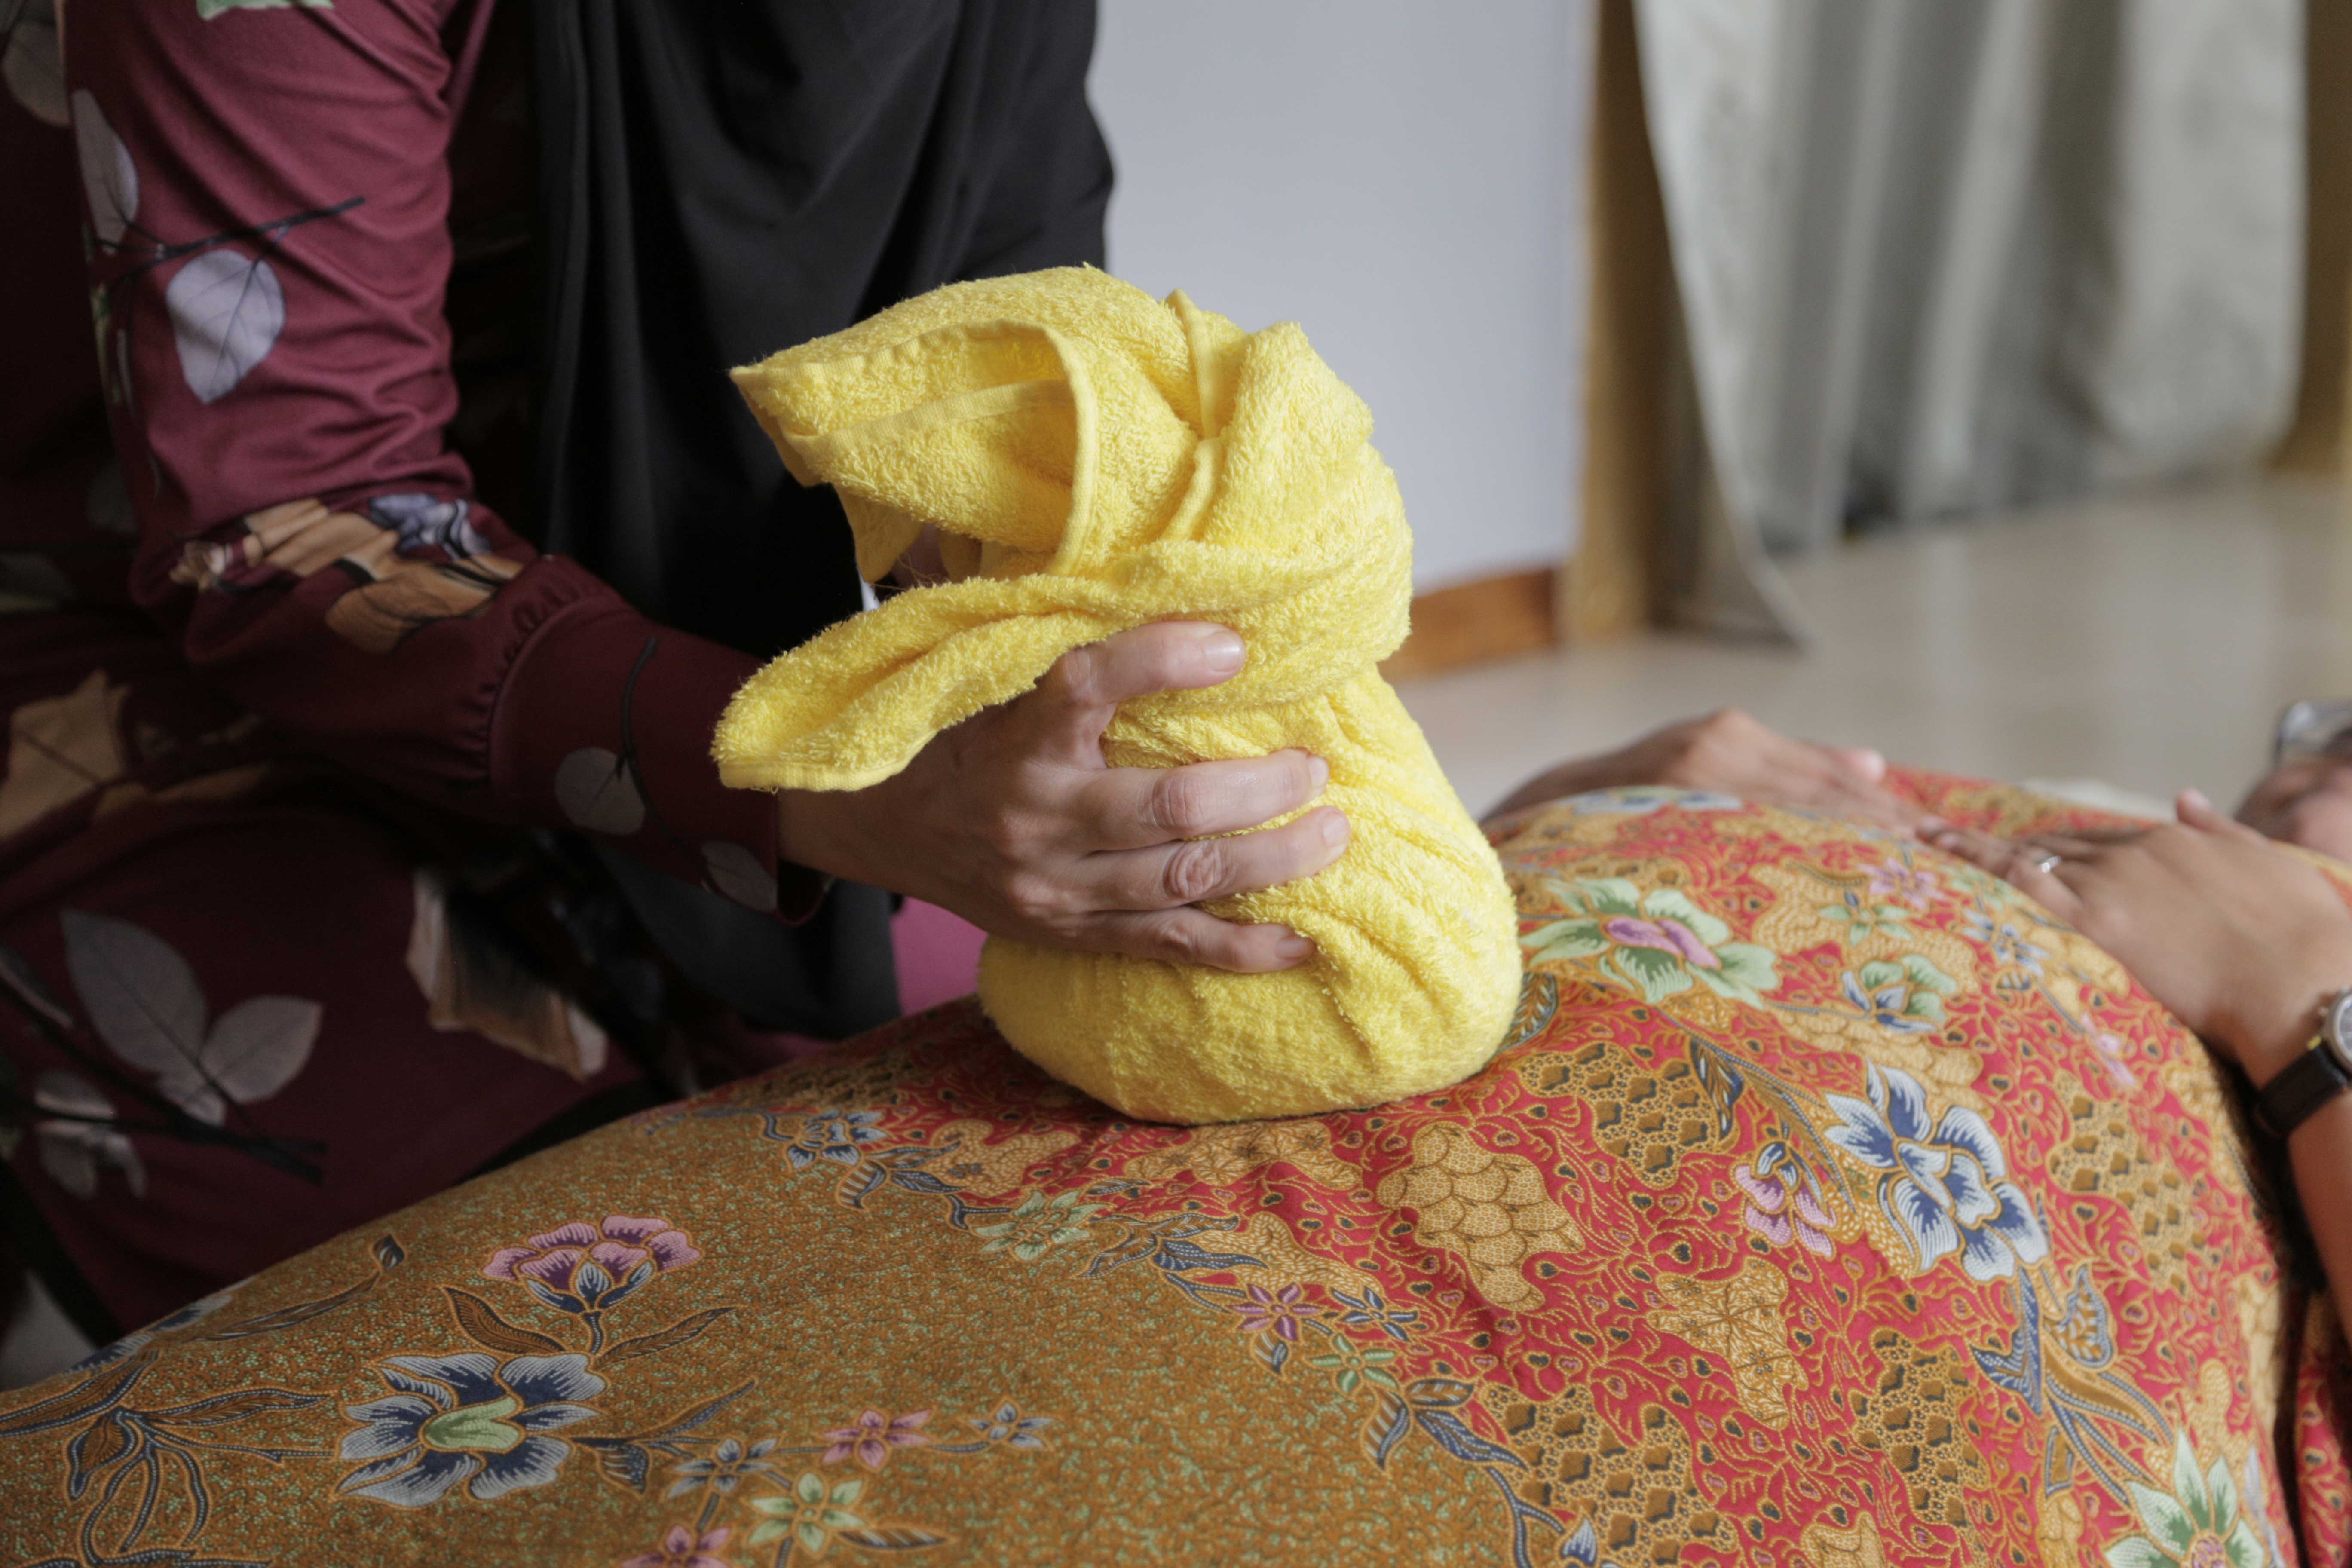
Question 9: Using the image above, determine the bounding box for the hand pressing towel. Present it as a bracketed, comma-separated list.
[714, 266, 1520, 1124]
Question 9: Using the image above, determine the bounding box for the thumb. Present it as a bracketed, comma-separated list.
[2178, 787, 2266, 842]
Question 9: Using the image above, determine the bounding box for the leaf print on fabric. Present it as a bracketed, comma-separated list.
[0, 940, 72, 1029]
[165, 247, 285, 404]
[2106, 1432, 2266, 1568]
[32, 1069, 146, 1199]
[0, 669, 130, 839]
[323, 552, 523, 654]
[1814, 887, 1917, 947]
[61, 907, 318, 1125]
[971, 1190, 1104, 1262]
[702, 841, 778, 913]
[0, 1346, 325, 1561]
[407, 868, 611, 1079]
[70, 89, 137, 246]
[1824, 1064, 2049, 1282]
[557, 748, 649, 836]
[202, 1232, 404, 1340]
[338, 1351, 603, 1507]
[747, 1473, 871, 1556]
[196, 0, 333, 17]
[4, 0, 65, 126]
[172, 498, 378, 590]
[1521, 878, 1777, 1006]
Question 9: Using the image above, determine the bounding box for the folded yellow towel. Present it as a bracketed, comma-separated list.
[714, 266, 1520, 1123]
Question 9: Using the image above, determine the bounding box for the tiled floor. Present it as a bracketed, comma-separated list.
[1398, 476, 2352, 820]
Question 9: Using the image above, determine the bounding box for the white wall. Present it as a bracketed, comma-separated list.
[1088, 0, 1590, 591]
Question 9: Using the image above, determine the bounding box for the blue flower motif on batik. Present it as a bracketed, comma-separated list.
[1332, 1286, 1419, 1344]
[338, 1351, 604, 1506]
[968, 1402, 1051, 1450]
[786, 1109, 885, 1170]
[1959, 906, 2049, 977]
[1839, 956, 1957, 1034]
[1824, 1065, 2048, 1282]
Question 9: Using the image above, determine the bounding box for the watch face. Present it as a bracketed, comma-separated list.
[2324, 989, 2352, 1072]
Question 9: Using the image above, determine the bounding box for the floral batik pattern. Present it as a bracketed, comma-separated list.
[2, 772, 2346, 1567]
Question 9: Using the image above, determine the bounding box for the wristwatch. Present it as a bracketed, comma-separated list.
[2254, 986, 2352, 1136]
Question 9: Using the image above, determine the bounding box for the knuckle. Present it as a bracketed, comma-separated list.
[1002, 872, 1062, 922]
[1146, 914, 1204, 964]
[1161, 841, 1228, 903]
[1047, 646, 1101, 707]
[976, 807, 1028, 857]
[1148, 770, 1212, 836]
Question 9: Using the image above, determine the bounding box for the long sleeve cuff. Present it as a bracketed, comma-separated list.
[491, 561, 826, 919]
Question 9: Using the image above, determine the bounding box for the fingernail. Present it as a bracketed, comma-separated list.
[2182, 787, 2213, 813]
[1321, 810, 1350, 849]
[1308, 754, 1331, 792]
[1276, 933, 1317, 964]
[1914, 815, 1949, 839]
[1200, 629, 1245, 676]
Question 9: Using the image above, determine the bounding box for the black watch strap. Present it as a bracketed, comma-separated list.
[2255, 1042, 2352, 1137]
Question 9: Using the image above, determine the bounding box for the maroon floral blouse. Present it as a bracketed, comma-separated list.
[6, 0, 788, 904]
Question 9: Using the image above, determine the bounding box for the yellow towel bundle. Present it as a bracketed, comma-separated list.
[714, 267, 1520, 1124]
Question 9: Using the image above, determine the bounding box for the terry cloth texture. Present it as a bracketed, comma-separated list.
[713, 267, 1521, 1124]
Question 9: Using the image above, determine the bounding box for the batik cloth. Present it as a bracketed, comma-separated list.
[5, 774, 2343, 1568]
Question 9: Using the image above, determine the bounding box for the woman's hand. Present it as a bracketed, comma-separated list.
[2237, 754, 2352, 862]
[1929, 793, 2352, 1084]
[775, 622, 1347, 973]
[1488, 708, 1927, 833]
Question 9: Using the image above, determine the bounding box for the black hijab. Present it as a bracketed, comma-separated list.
[529, 0, 1111, 1037]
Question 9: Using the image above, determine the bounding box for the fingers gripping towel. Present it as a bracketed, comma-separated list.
[715, 267, 1521, 1124]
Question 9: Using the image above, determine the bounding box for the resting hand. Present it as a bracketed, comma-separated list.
[1488, 708, 1926, 833]
[2237, 755, 2352, 863]
[1929, 793, 2352, 1083]
[775, 622, 1347, 973]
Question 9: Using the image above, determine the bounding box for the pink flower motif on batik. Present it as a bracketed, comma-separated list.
[2090, 1031, 2141, 1093]
[1734, 1143, 1834, 1258]
[483, 1214, 703, 1314]
[821, 1409, 931, 1472]
[1602, 916, 1721, 970]
[1865, 858, 1943, 912]
[622, 1525, 734, 1568]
